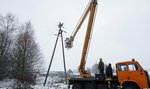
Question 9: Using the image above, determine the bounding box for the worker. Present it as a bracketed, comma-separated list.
[98, 58, 104, 74]
[106, 63, 113, 77]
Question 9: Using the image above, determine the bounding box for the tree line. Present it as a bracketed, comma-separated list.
[0, 13, 42, 88]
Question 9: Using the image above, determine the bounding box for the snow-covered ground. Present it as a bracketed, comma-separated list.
[0, 79, 14, 89]
[32, 76, 68, 89]
[0, 76, 68, 89]
[0, 71, 149, 89]
[0, 82, 67, 89]
[32, 83, 67, 89]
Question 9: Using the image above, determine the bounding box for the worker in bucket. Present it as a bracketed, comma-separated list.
[98, 58, 104, 74]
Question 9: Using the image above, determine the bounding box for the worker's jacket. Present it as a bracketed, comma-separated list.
[98, 61, 104, 71]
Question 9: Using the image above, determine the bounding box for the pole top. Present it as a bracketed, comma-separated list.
[58, 22, 63, 29]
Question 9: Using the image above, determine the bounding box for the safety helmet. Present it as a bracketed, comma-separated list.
[99, 58, 102, 60]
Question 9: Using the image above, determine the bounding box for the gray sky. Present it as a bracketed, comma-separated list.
[0, 0, 150, 71]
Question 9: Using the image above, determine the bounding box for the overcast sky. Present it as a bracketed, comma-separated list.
[0, 0, 150, 71]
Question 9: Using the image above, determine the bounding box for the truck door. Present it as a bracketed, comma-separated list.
[117, 64, 129, 84]
[127, 63, 149, 88]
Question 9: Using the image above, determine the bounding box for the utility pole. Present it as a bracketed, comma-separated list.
[43, 23, 67, 86]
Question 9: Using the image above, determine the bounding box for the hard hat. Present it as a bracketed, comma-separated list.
[99, 58, 102, 60]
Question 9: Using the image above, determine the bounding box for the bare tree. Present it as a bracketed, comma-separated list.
[0, 13, 43, 88]
[86, 67, 92, 73]
[91, 63, 99, 74]
[0, 13, 17, 80]
[12, 22, 41, 86]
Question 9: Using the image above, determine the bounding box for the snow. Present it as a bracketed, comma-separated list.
[0, 76, 68, 89]
[32, 83, 67, 89]
[32, 76, 68, 89]
[0, 70, 150, 89]
[0, 79, 14, 89]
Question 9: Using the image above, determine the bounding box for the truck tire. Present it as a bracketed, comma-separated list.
[97, 84, 107, 89]
[72, 83, 82, 89]
[123, 84, 137, 89]
[84, 83, 96, 89]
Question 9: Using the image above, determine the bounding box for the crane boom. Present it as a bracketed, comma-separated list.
[65, 0, 97, 77]
[66, 1, 150, 89]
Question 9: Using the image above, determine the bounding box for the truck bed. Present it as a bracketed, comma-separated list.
[68, 77, 118, 85]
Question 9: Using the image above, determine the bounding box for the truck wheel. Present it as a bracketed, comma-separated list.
[72, 83, 82, 89]
[97, 84, 107, 89]
[84, 83, 96, 89]
[123, 84, 137, 89]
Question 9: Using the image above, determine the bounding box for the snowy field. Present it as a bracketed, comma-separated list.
[0, 83, 67, 89]
[0, 77, 68, 89]
[32, 83, 67, 89]
[0, 73, 149, 89]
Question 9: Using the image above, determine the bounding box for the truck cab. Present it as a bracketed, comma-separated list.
[116, 59, 150, 89]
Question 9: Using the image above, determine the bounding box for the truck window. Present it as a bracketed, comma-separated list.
[128, 63, 140, 71]
[118, 64, 127, 71]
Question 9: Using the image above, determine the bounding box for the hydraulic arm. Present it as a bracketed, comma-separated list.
[65, 0, 97, 77]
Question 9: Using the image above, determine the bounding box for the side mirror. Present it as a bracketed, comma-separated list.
[140, 69, 144, 74]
